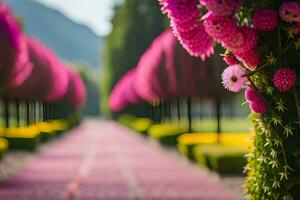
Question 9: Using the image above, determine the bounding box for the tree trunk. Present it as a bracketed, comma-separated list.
[187, 97, 192, 133]
[215, 98, 221, 143]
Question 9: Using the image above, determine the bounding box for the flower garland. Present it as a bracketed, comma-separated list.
[159, 0, 300, 198]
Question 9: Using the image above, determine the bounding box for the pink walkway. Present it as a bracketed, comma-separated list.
[0, 120, 239, 200]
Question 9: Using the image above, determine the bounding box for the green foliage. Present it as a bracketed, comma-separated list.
[148, 123, 187, 145]
[192, 118, 250, 133]
[3, 135, 40, 151]
[240, 1, 300, 199]
[193, 144, 247, 174]
[0, 138, 8, 160]
[118, 114, 137, 127]
[177, 142, 196, 160]
[101, 0, 167, 116]
[129, 117, 153, 134]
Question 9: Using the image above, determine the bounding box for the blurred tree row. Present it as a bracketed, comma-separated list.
[100, 0, 167, 116]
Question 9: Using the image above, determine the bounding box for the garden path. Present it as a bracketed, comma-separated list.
[0, 119, 239, 200]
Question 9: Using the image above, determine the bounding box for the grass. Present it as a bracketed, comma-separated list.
[148, 123, 188, 145]
[191, 117, 251, 133]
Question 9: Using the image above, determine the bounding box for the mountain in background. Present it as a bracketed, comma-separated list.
[3, 0, 103, 70]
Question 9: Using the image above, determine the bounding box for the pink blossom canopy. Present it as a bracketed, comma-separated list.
[0, 3, 32, 90]
[8, 37, 68, 101]
[109, 69, 140, 112]
[109, 29, 229, 112]
[58, 68, 86, 108]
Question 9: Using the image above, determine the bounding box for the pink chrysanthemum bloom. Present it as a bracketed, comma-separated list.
[250, 98, 268, 114]
[245, 87, 260, 102]
[233, 27, 258, 53]
[223, 55, 239, 65]
[223, 27, 258, 53]
[160, 0, 199, 21]
[235, 50, 260, 70]
[222, 29, 245, 51]
[203, 12, 238, 42]
[170, 10, 200, 33]
[273, 68, 297, 92]
[280, 1, 300, 23]
[199, 0, 243, 16]
[252, 9, 279, 32]
[177, 24, 214, 60]
[222, 64, 247, 92]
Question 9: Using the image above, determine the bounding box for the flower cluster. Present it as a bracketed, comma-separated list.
[160, 1, 300, 198]
[160, 0, 300, 115]
[159, 0, 214, 60]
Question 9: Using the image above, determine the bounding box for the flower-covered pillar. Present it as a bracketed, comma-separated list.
[159, 0, 300, 198]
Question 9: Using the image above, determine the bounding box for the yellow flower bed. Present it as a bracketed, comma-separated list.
[178, 132, 250, 147]
[0, 126, 40, 138]
[36, 122, 53, 133]
[0, 137, 8, 150]
[47, 120, 69, 132]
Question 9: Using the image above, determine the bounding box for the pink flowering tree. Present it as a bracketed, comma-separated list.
[111, 29, 230, 131]
[159, 0, 300, 198]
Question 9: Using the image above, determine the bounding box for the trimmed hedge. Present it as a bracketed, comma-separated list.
[193, 144, 247, 174]
[148, 124, 187, 145]
[37, 122, 56, 142]
[0, 126, 40, 151]
[129, 118, 153, 134]
[177, 133, 249, 160]
[30, 120, 69, 142]
[118, 114, 136, 127]
[0, 138, 8, 160]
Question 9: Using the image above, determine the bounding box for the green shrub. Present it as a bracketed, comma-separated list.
[39, 132, 55, 142]
[130, 118, 153, 134]
[0, 138, 8, 160]
[193, 144, 247, 174]
[177, 133, 249, 160]
[177, 143, 196, 160]
[4, 136, 40, 152]
[118, 114, 136, 127]
[148, 124, 187, 145]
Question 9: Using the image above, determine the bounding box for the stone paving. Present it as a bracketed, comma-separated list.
[0, 119, 239, 200]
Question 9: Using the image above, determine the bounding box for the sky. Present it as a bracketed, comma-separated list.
[32, 0, 120, 36]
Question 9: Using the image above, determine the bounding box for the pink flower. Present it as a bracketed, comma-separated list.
[273, 68, 297, 92]
[222, 64, 247, 92]
[223, 55, 239, 65]
[235, 50, 260, 70]
[245, 86, 268, 114]
[245, 87, 260, 102]
[223, 27, 258, 53]
[170, 11, 200, 33]
[250, 98, 268, 114]
[252, 9, 279, 32]
[203, 12, 238, 42]
[160, 0, 199, 21]
[176, 24, 214, 60]
[222, 30, 245, 51]
[199, 0, 243, 16]
[280, 2, 300, 23]
[160, 0, 214, 60]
